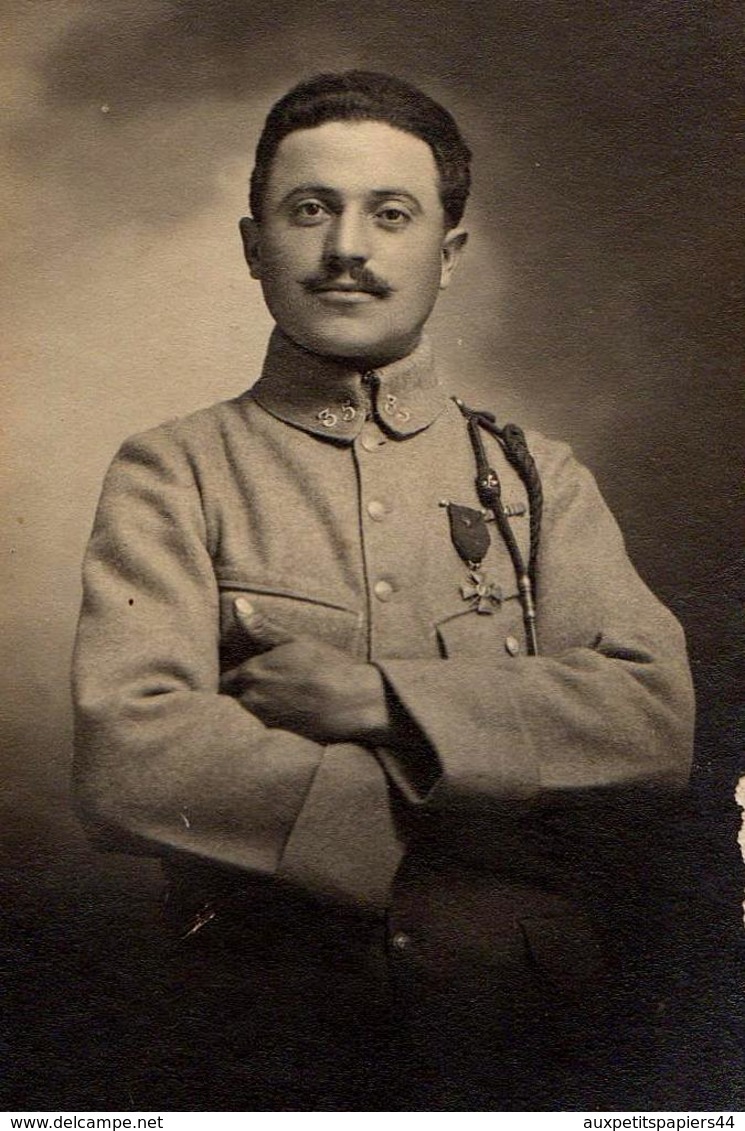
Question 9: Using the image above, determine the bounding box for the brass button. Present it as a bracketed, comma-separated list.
[505, 635, 521, 656]
[367, 499, 387, 521]
[391, 931, 412, 953]
[360, 425, 387, 452]
[373, 579, 394, 602]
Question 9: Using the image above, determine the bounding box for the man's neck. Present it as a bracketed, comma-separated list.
[284, 330, 424, 376]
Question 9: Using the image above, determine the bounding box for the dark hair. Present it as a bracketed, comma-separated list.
[249, 71, 471, 229]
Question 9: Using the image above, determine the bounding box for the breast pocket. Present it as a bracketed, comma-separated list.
[216, 576, 365, 668]
[435, 592, 527, 660]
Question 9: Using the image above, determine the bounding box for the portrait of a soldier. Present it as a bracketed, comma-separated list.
[72, 71, 694, 1110]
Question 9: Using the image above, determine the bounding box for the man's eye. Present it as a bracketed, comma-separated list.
[292, 201, 328, 224]
[376, 206, 412, 227]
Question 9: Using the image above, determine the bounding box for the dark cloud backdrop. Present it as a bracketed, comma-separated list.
[2, 0, 742, 1107]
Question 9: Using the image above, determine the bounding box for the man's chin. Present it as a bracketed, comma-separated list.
[288, 326, 420, 369]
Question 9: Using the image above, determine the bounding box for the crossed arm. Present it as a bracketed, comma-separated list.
[73, 427, 694, 912]
[221, 597, 394, 746]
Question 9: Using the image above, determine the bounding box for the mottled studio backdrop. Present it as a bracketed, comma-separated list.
[2, 0, 742, 1107]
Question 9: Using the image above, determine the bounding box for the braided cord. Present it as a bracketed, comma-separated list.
[455, 399, 543, 655]
[490, 422, 543, 596]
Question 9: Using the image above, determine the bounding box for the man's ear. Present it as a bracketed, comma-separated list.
[439, 228, 468, 290]
[239, 216, 262, 279]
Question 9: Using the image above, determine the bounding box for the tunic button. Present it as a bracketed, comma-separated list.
[391, 931, 412, 953]
[505, 635, 521, 656]
[360, 426, 387, 452]
[373, 579, 394, 602]
[367, 499, 387, 521]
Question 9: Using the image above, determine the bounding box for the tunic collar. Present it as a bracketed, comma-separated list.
[249, 327, 448, 442]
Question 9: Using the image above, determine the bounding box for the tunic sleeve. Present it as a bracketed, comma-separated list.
[72, 429, 403, 914]
[375, 443, 694, 806]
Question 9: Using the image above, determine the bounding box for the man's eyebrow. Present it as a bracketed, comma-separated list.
[279, 183, 337, 205]
[276, 184, 346, 211]
[368, 189, 423, 211]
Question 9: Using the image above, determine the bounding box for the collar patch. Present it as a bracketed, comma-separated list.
[249, 328, 448, 442]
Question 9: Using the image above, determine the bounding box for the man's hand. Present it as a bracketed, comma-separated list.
[220, 597, 392, 746]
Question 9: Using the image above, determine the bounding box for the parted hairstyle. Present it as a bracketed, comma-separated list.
[249, 71, 472, 230]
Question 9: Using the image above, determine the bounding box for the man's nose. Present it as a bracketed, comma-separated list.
[323, 209, 371, 267]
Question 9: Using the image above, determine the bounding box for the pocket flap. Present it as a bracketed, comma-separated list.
[436, 599, 524, 659]
[217, 578, 364, 665]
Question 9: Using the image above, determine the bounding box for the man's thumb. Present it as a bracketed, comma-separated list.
[233, 597, 294, 651]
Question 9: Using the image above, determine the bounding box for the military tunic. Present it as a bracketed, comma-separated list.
[72, 328, 694, 1105]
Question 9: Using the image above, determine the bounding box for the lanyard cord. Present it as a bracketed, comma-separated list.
[454, 398, 543, 656]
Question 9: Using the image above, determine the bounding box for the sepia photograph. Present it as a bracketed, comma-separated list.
[2, 0, 743, 1113]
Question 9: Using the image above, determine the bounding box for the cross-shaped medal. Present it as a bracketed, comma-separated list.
[461, 568, 503, 614]
[444, 502, 503, 614]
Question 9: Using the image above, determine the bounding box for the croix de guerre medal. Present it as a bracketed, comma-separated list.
[443, 502, 503, 614]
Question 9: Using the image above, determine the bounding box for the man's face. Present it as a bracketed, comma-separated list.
[241, 120, 467, 367]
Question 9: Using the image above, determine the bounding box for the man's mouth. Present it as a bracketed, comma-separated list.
[303, 276, 392, 299]
[310, 288, 383, 306]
